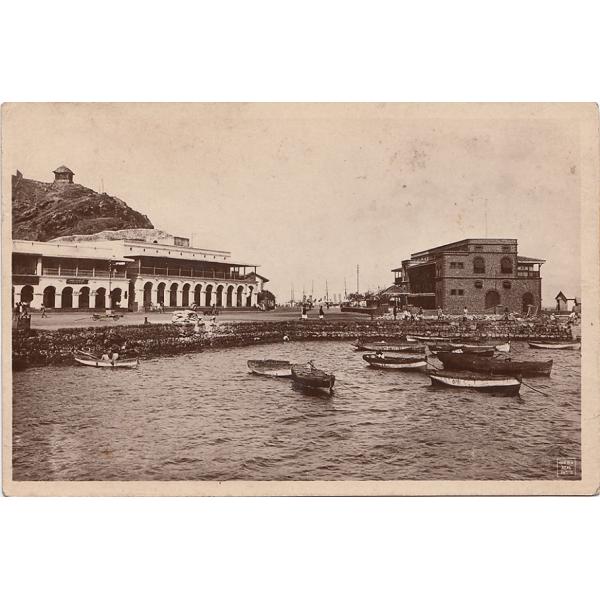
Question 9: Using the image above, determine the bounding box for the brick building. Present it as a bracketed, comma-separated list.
[391, 239, 544, 313]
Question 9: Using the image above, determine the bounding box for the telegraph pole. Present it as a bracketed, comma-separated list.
[325, 279, 329, 303]
[356, 264, 360, 294]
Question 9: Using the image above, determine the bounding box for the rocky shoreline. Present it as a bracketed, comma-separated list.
[11, 319, 574, 370]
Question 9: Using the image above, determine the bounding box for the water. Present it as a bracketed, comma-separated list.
[12, 341, 581, 481]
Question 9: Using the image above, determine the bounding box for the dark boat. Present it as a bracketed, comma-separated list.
[291, 362, 335, 393]
[436, 352, 553, 376]
[362, 353, 427, 370]
[429, 369, 522, 396]
[428, 344, 495, 357]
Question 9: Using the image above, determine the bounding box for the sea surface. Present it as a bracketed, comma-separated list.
[12, 341, 581, 480]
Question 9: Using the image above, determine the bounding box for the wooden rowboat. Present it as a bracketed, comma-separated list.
[406, 335, 463, 343]
[428, 344, 495, 357]
[436, 352, 553, 376]
[429, 369, 521, 395]
[362, 354, 427, 370]
[528, 341, 581, 350]
[291, 362, 335, 393]
[352, 341, 426, 353]
[74, 356, 139, 369]
[247, 359, 293, 377]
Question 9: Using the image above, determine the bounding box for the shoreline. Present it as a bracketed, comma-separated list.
[12, 319, 574, 370]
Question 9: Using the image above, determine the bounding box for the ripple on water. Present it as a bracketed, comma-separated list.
[12, 340, 581, 481]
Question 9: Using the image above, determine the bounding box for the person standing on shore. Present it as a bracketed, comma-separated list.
[319, 306, 325, 320]
[393, 305, 398, 321]
[41, 303, 47, 318]
[301, 304, 308, 320]
[437, 307, 443, 320]
[463, 306, 468, 322]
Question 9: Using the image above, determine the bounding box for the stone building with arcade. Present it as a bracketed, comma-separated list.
[12, 229, 266, 312]
[390, 238, 545, 314]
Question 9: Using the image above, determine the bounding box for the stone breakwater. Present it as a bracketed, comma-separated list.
[12, 319, 573, 369]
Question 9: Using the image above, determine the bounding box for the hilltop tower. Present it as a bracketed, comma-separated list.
[53, 165, 74, 184]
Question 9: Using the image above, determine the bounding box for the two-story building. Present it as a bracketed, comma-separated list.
[391, 238, 545, 313]
[12, 229, 266, 311]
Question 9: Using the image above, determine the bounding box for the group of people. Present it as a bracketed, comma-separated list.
[300, 305, 327, 320]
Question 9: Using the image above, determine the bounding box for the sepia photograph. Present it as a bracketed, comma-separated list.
[2, 102, 599, 495]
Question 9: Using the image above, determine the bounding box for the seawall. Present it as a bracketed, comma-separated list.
[12, 319, 573, 370]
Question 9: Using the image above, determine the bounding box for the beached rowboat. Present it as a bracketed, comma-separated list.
[436, 352, 553, 376]
[74, 356, 139, 369]
[291, 363, 335, 393]
[429, 369, 522, 395]
[362, 354, 427, 370]
[528, 341, 581, 350]
[247, 359, 293, 377]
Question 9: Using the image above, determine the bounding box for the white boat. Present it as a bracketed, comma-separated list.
[528, 341, 581, 350]
[429, 369, 521, 395]
[494, 341, 511, 352]
[247, 359, 293, 377]
[363, 354, 427, 370]
[74, 356, 139, 368]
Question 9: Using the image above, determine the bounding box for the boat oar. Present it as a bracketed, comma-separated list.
[519, 379, 550, 397]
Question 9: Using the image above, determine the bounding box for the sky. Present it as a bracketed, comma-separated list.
[3, 103, 582, 305]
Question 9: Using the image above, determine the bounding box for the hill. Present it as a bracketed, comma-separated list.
[12, 171, 154, 241]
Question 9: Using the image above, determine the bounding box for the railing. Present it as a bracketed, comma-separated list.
[517, 272, 541, 279]
[42, 268, 127, 278]
[138, 266, 248, 281]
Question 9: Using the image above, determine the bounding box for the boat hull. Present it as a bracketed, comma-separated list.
[528, 341, 580, 350]
[429, 370, 521, 396]
[291, 364, 335, 392]
[437, 353, 553, 376]
[353, 343, 426, 353]
[74, 357, 139, 369]
[362, 354, 426, 370]
[247, 360, 292, 377]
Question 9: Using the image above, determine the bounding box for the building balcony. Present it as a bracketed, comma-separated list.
[517, 271, 541, 279]
[42, 268, 127, 278]
[136, 266, 251, 282]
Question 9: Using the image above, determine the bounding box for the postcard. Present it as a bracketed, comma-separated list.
[2, 103, 598, 495]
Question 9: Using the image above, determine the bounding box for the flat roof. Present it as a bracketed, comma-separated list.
[411, 238, 518, 258]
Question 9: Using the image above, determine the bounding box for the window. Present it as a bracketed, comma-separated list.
[503, 281, 512, 289]
[502, 245, 511, 252]
[501, 257, 513, 273]
[474, 245, 483, 251]
[474, 281, 483, 289]
[449, 262, 464, 269]
[450, 289, 464, 296]
[458, 289, 464, 296]
[451, 289, 456, 295]
[473, 256, 485, 274]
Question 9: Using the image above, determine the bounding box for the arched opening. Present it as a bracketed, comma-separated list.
[216, 285, 224, 307]
[143, 282, 153, 308]
[522, 292, 534, 314]
[95, 287, 106, 309]
[226, 285, 234, 307]
[205, 284, 213, 307]
[485, 290, 500, 309]
[169, 283, 178, 307]
[61, 287, 74, 309]
[157, 282, 166, 305]
[20, 285, 34, 304]
[236, 285, 244, 307]
[79, 287, 90, 309]
[110, 287, 122, 309]
[246, 285, 254, 308]
[182, 283, 190, 307]
[473, 256, 485, 274]
[43, 286, 56, 308]
[500, 257, 513, 274]
[194, 284, 202, 306]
